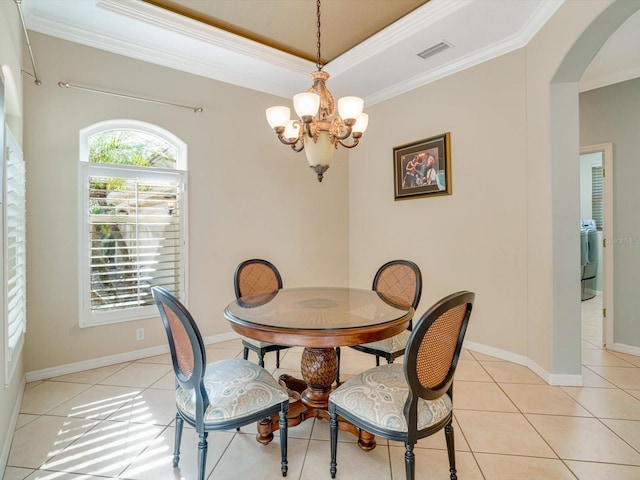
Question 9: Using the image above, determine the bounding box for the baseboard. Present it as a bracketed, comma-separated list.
[528, 360, 583, 386]
[609, 342, 640, 357]
[464, 341, 529, 366]
[463, 340, 583, 386]
[26, 331, 240, 382]
[0, 375, 26, 473]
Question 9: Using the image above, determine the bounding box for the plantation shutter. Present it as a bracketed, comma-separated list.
[591, 166, 603, 231]
[89, 175, 181, 313]
[5, 130, 26, 364]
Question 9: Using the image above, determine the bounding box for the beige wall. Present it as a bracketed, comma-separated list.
[19, 0, 640, 383]
[348, 0, 640, 380]
[23, 33, 349, 373]
[348, 50, 529, 359]
[0, 0, 24, 469]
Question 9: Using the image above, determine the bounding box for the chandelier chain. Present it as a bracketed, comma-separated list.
[316, 0, 323, 70]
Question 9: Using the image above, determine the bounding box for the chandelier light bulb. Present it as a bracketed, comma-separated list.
[265, 106, 290, 129]
[352, 113, 369, 134]
[284, 120, 300, 140]
[293, 92, 320, 118]
[337, 96, 364, 122]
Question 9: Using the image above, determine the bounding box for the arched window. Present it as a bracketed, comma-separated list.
[79, 120, 187, 327]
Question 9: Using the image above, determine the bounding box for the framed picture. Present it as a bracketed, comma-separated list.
[393, 132, 451, 200]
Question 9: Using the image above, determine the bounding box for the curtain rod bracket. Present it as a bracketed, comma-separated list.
[15, 0, 41, 86]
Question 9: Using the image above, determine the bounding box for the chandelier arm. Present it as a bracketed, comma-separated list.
[304, 119, 318, 138]
[275, 119, 305, 146]
[329, 117, 352, 140]
[291, 142, 305, 153]
[333, 125, 353, 141]
[276, 134, 301, 147]
[338, 137, 360, 149]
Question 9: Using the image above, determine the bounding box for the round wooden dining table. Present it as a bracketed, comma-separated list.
[224, 287, 414, 450]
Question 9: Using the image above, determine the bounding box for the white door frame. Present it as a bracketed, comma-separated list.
[580, 143, 613, 348]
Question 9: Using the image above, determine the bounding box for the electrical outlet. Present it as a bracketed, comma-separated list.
[136, 328, 144, 341]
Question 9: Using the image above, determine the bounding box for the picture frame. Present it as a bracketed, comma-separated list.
[393, 132, 451, 200]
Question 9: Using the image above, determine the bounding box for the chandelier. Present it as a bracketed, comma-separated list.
[265, 0, 369, 182]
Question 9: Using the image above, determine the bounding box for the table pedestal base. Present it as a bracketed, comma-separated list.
[255, 347, 376, 451]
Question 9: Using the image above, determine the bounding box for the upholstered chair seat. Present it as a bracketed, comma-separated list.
[176, 358, 289, 425]
[152, 286, 289, 480]
[240, 337, 278, 349]
[329, 291, 475, 480]
[354, 329, 412, 359]
[329, 363, 451, 432]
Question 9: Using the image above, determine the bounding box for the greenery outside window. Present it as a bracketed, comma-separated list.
[79, 120, 187, 327]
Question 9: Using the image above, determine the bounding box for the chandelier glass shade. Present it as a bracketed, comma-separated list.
[265, 1, 369, 182]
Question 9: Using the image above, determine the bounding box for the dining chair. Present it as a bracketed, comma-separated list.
[234, 258, 290, 368]
[329, 290, 475, 480]
[348, 260, 422, 365]
[151, 286, 289, 480]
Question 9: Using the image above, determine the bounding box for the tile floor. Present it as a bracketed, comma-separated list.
[4, 296, 640, 479]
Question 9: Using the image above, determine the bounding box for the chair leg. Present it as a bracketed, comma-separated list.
[197, 431, 208, 480]
[376, 355, 380, 366]
[173, 413, 183, 467]
[276, 350, 281, 369]
[329, 407, 338, 478]
[279, 405, 288, 477]
[388, 355, 394, 364]
[258, 349, 265, 368]
[445, 421, 457, 480]
[404, 442, 415, 480]
[335, 347, 341, 385]
[243, 346, 249, 360]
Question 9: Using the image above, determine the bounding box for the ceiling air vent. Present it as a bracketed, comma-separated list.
[417, 41, 452, 60]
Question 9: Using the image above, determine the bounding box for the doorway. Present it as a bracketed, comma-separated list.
[579, 143, 613, 349]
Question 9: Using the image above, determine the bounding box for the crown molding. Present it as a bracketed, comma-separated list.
[364, 0, 564, 105]
[24, 0, 571, 103]
[97, 0, 312, 75]
[327, 0, 469, 76]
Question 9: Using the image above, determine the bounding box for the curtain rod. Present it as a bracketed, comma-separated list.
[15, 0, 41, 85]
[58, 81, 204, 113]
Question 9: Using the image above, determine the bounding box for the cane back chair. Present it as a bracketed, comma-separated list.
[329, 290, 474, 480]
[152, 286, 289, 480]
[350, 259, 422, 364]
[234, 259, 290, 368]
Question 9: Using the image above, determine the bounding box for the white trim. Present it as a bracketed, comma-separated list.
[24, 0, 563, 104]
[79, 119, 188, 170]
[464, 340, 529, 366]
[464, 340, 583, 387]
[608, 342, 640, 358]
[581, 143, 613, 348]
[527, 359, 583, 387]
[328, 0, 470, 77]
[4, 127, 26, 385]
[77, 121, 188, 327]
[25, 331, 240, 382]
[0, 375, 25, 474]
[97, 0, 312, 75]
[545, 372, 583, 387]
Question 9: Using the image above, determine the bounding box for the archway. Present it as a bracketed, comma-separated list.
[548, 0, 640, 381]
